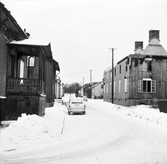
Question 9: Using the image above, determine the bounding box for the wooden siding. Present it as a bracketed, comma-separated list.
[103, 54, 167, 106]
[0, 36, 7, 97]
[5, 95, 45, 120]
[129, 56, 167, 100]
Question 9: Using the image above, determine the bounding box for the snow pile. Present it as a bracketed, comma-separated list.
[125, 105, 167, 128]
[88, 100, 167, 128]
[1, 99, 167, 152]
[1, 103, 65, 151]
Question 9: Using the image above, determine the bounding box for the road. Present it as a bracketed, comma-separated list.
[2, 101, 167, 164]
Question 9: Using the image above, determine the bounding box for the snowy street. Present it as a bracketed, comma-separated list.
[1, 100, 167, 164]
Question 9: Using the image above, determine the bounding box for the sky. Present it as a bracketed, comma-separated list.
[1, 0, 167, 84]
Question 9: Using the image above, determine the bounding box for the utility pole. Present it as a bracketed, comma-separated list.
[109, 48, 116, 104]
[90, 70, 92, 84]
[90, 70, 92, 98]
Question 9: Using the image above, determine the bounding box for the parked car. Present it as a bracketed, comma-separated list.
[67, 98, 86, 115]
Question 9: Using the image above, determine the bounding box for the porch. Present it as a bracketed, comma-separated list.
[7, 78, 45, 95]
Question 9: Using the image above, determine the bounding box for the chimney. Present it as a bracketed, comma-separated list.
[149, 30, 159, 41]
[134, 41, 143, 54]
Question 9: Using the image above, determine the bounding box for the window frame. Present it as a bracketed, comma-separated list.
[138, 79, 156, 93]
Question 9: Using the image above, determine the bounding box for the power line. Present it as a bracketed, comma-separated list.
[61, 70, 89, 77]
[61, 65, 109, 77]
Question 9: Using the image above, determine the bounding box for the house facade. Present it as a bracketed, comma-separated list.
[80, 83, 91, 98]
[91, 81, 103, 99]
[103, 30, 167, 106]
[55, 77, 64, 99]
[0, 2, 60, 120]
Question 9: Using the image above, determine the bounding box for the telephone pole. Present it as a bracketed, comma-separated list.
[90, 70, 92, 98]
[83, 77, 84, 86]
[109, 48, 116, 104]
[90, 70, 92, 84]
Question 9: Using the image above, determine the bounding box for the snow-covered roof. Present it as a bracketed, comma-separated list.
[91, 81, 102, 89]
[8, 38, 50, 47]
[104, 67, 111, 73]
[142, 44, 167, 56]
[142, 38, 167, 56]
[0, 96, 6, 99]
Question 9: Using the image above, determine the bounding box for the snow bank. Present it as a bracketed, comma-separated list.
[1, 99, 167, 152]
[89, 100, 167, 128]
[125, 105, 167, 128]
[1, 103, 65, 151]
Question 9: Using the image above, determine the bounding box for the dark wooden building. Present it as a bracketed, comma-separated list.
[103, 30, 167, 106]
[0, 2, 60, 120]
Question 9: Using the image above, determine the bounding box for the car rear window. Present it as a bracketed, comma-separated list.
[71, 99, 83, 104]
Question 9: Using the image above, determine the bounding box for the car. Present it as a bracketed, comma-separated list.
[67, 98, 86, 115]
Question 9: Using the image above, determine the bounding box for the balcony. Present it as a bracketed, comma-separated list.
[7, 78, 45, 95]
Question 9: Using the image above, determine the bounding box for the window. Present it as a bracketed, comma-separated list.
[142, 59, 152, 72]
[20, 60, 24, 78]
[106, 84, 108, 93]
[27, 56, 35, 67]
[142, 61, 147, 71]
[125, 65, 128, 72]
[19, 59, 24, 84]
[114, 82, 116, 93]
[124, 78, 127, 93]
[119, 65, 121, 74]
[138, 79, 156, 93]
[118, 80, 121, 93]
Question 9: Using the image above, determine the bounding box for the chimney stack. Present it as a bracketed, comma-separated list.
[149, 30, 159, 41]
[134, 41, 143, 54]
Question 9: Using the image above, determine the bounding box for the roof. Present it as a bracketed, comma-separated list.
[8, 38, 52, 57]
[142, 38, 167, 56]
[142, 44, 167, 56]
[8, 38, 50, 47]
[53, 60, 60, 72]
[0, 2, 28, 40]
[117, 55, 129, 64]
[104, 67, 111, 73]
[91, 81, 102, 89]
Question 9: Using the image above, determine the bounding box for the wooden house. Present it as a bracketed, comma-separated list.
[0, 2, 60, 120]
[103, 30, 167, 106]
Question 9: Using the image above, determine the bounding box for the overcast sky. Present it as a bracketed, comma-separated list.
[2, 0, 167, 84]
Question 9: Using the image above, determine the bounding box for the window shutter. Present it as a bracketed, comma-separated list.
[138, 80, 142, 92]
[152, 80, 156, 93]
